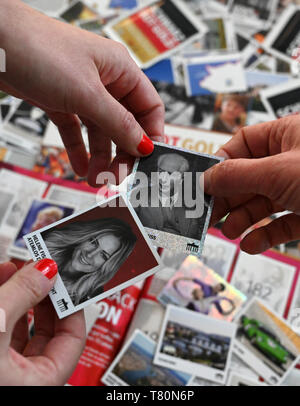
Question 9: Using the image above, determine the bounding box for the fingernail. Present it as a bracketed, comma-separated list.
[34, 259, 58, 280]
[216, 148, 230, 160]
[137, 134, 154, 155]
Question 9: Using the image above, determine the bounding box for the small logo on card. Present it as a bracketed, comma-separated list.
[186, 242, 199, 253]
[291, 308, 300, 335]
[57, 299, 69, 313]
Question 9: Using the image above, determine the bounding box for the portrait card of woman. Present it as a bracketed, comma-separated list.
[23, 194, 162, 318]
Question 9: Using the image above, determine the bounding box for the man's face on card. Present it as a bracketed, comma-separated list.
[157, 155, 186, 197]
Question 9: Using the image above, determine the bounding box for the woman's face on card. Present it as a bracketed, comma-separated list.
[71, 233, 121, 273]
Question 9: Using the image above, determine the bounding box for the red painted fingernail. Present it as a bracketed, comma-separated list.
[34, 259, 58, 280]
[137, 134, 154, 155]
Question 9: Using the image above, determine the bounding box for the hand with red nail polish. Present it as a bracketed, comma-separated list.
[0, 0, 165, 187]
[137, 134, 155, 156]
[0, 260, 86, 386]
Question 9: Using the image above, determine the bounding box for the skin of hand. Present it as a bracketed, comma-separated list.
[204, 115, 300, 255]
[0, 0, 165, 186]
[0, 260, 85, 386]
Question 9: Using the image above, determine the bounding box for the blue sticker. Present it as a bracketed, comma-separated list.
[109, 0, 137, 9]
[187, 59, 244, 96]
[143, 59, 175, 84]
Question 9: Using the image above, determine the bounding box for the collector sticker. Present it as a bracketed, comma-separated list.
[129, 142, 223, 256]
[24, 194, 162, 318]
[104, 0, 208, 68]
[233, 298, 300, 385]
[154, 305, 236, 384]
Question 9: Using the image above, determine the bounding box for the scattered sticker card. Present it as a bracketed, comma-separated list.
[260, 78, 300, 119]
[10, 199, 75, 261]
[226, 371, 266, 386]
[60, 0, 99, 24]
[264, 4, 300, 63]
[104, 0, 208, 68]
[234, 298, 300, 385]
[231, 252, 296, 316]
[164, 124, 231, 156]
[158, 255, 246, 321]
[184, 53, 247, 96]
[102, 329, 191, 386]
[288, 276, 300, 333]
[228, 0, 279, 29]
[46, 184, 96, 211]
[182, 15, 237, 54]
[201, 233, 237, 279]
[124, 298, 166, 343]
[0, 188, 15, 228]
[3, 100, 49, 145]
[280, 362, 300, 386]
[154, 305, 236, 384]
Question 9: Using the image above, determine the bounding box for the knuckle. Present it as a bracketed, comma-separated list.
[115, 42, 130, 57]
[211, 160, 235, 185]
[83, 81, 101, 102]
[120, 110, 137, 134]
[14, 273, 44, 307]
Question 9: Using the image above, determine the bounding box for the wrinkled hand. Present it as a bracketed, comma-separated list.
[0, 260, 85, 386]
[0, 0, 164, 186]
[204, 115, 300, 255]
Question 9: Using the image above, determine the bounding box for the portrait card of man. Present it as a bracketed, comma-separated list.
[129, 142, 223, 256]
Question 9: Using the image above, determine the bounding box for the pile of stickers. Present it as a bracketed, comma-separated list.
[98, 243, 300, 387]
[1, 0, 300, 387]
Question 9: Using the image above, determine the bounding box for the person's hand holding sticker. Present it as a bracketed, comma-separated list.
[0, 260, 85, 385]
[0, 1, 165, 186]
[204, 115, 300, 254]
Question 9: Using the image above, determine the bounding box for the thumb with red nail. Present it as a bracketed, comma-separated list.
[0, 259, 85, 386]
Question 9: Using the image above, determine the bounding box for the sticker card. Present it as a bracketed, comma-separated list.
[234, 298, 300, 385]
[158, 255, 246, 321]
[264, 4, 300, 63]
[24, 194, 161, 318]
[260, 78, 300, 119]
[231, 251, 296, 316]
[184, 53, 247, 96]
[228, 0, 279, 28]
[103, 0, 208, 68]
[154, 305, 236, 384]
[129, 142, 223, 256]
[102, 329, 191, 386]
[10, 199, 75, 261]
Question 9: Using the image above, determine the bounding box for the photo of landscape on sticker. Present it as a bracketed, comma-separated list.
[154, 305, 236, 384]
[102, 330, 191, 386]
